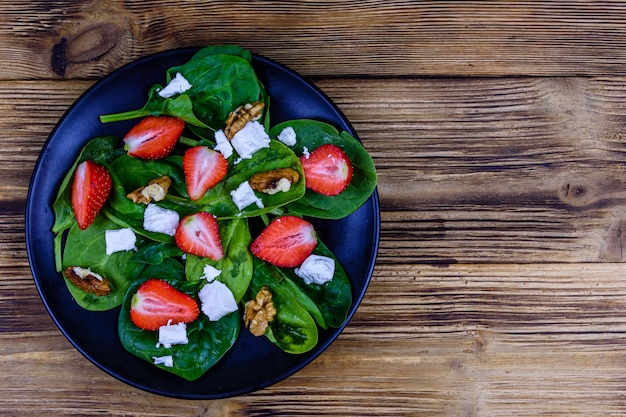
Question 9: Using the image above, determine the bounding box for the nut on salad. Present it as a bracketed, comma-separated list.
[249, 168, 300, 195]
[63, 266, 111, 296]
[127, 175, 171, 204]
[224, 101, 265, 139]
[244, 286, 277, 336]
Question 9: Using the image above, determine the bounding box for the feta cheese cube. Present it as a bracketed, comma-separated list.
[143, 204, 180, 236]
[277, 126, 297, 146]
[201, 264, 221, 282]
[157, 72, 192, 98]
[230, 121, 270, 159]
[156, 320, 189, 348]
[214, 129, 233, 159]
[301, 146, 310, 159]
[105, 228, 137, 255]
[198, 280, 238, 321]
[230, 181, 264, 211]
[295, 254, 335, 285]
[153, 355, 174, 367]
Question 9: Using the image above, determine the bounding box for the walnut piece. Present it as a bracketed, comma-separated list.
[127, 175, 171, 204]
[249, 168, 300, 195]
[244, 286, 277, 336]
[63, 266, 110, 296]
[224, 101, 265, 139]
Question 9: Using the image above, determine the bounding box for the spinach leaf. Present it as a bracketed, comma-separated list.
[61, 216, 145, 311]
[247, 258, 319, 354]
[193, 140, 305, 218]
[270, 120, 377, 219]
[166, 49, 265, 129]
[100, 45, 265, 130]
[118, 276, 240, 381]
[184, 218, 253, 302]
[131, 242, 184, 265]
[52, 136, 122, 271]
[283, 239, 353, 328]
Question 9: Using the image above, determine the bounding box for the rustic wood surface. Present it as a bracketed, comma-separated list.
[3, 1, 626, 416]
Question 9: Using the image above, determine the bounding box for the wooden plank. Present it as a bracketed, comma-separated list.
[2, 1, 626, 79]
[2, 264, 626, 415]
[6, 77, 626, 262]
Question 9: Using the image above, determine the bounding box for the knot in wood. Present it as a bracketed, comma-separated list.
[558, 181, 595, 207]
[51, 23, 120, 76]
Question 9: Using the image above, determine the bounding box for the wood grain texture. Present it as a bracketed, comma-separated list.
[6, 77, 626, 263]
[2, 1, 626, 79]
[2, 262, 626, 416]
[4, 1, 626, 416]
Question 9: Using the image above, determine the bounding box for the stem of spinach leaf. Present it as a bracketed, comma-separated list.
[99, 109, 150, 124]
[178, 135, 201, 147]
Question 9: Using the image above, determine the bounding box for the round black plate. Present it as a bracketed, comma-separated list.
[25, 48, 380, 399]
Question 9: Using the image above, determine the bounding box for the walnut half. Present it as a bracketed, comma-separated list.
[127, 175, 171, 204]
[249, 168, 300, 195]
[63, 266, 110, 296]
[244, 286, 277, 336]
[224, 101, 265, 139]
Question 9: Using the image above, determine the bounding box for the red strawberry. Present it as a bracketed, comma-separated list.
[123, 115, 185, 160]
[71, 160, 112, 230]
[299, 144, 353, 196]
[250, 215, 317, 267]
[183, 146, 228, 200]
[130, 278, 200, 331]
[175, 212, 224, 261]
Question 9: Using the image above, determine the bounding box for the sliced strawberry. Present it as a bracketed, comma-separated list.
[299, 144, 353, 196]
[183, 146, 228, 200]
[250, 215, 317, 267]
[123, 115, 185, 160]
[130, 278, 200, 331]
[175, 212, 224, 261]
[71, 160, 112, 230]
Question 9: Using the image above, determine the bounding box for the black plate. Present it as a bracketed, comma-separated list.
[25, 48, 380, 399]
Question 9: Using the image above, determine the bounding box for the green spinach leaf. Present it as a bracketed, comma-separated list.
[184, 218, 253, 302]
[100, 45, 265, 130]
[270, 120, 377, 219]
[284, 239, 353, 328]
[247, 258, 319, 354]
[194, 140, 305, 218]
[61, 216, 144, 311]
[52, 136, 122, 271]
[118, 276, 240, 381]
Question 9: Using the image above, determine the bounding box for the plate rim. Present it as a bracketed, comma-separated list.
[25, 47, 380, 399]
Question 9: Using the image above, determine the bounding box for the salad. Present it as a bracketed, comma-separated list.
[51, 45, 377, 381]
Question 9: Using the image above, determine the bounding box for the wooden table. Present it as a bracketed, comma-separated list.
[3, 1, 626, 415]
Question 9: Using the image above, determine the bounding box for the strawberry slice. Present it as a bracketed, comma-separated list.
[123, 115, 185, 160]
[71, 160, 112, 230]
[130, 279, 200, 331]
[299, 144, 353, 196]
[250, 215, 317, 267]
[175, 212, 224, 261]
[183, 146, 228, 200]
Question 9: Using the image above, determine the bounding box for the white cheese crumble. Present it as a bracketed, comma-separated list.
[230, 181, 264, 210]
[156, 320, 189, 348]
[153, 355, 174, 367]
[213, 129, 233, 159]
[105, 228, 137, 255]
[143, 204, 180, 236]
[198, 280, 238, 321]
[201, 264, 222, 282]
[295, 254, 335, 285]
[157, 72, 192, 98]
[230, 121, 270, 160]
[302, 146, 310, 159]
[277, 126, 297, 146]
